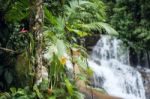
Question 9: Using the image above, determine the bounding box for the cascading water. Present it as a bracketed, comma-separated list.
[88, 35, 146, 99]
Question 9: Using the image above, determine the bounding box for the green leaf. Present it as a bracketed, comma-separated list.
[76, 74, 86, 81]
[65, 78, 73, 96]
[99, 23, 118, 35]
[56, 39, 66, 58]
[48, 96, 56, 99]
[0, 95, 7, 99]
[79, 22, 118, 36]
[33, 85, 43, 99]
[67, 27, 88, 37]
[86, 68, 93, 76]
[0, 92, 11, 99]
[44, 7, 57, 25]
[17, 89, 25, 94]
[39, 79, 49, 91]
[137, 32, 147, 38]
[74, 91, 85, 99]
[144, 35, 150, 41]
[15, 96, 28, 99]
[75, 57, 87, 70]
[10, 87, 16, 95]
[4, 1, 29, 22]
[52, 88, 65, 95]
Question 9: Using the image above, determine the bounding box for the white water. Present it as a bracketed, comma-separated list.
[88, 35, 146, 99]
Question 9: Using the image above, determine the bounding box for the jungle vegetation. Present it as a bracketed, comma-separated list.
[0, 0, 149, 98]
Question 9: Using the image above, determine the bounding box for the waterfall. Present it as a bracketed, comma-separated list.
[88, 35, 146, 99]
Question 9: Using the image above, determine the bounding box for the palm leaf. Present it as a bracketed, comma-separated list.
[44, 7, 57, 25]
[64, 0, 105, 22]
[78, 22, 118, 35]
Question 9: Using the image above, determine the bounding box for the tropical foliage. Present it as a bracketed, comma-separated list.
[102, 0, 150, 67]
[1, 0, 150, 98]
[104, 0, 150, 50]
[0, 0, 116, 98]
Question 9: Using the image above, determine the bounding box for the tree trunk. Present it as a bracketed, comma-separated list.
[29, 0, 44, 85]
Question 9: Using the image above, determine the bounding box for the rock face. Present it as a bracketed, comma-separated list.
[137, 67, 150, 99]
[84, 34, 100, 53]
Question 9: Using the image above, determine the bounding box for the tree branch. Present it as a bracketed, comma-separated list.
[0, 47, 16, 53]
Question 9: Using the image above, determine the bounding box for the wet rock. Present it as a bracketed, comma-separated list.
[137, 66, 150, 99]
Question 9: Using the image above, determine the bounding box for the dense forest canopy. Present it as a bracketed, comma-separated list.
[103, 0, 150, 67]
[103, 0, 150, 50]
[0, 0, 150, 98]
